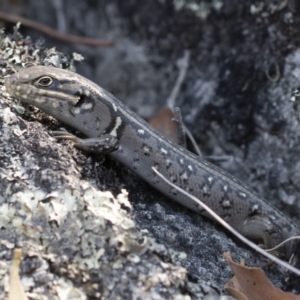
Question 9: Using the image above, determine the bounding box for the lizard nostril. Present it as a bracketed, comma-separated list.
[10, 76, 17, 85]
[4, 76, 17, 90]
[6, 76, 10, 84]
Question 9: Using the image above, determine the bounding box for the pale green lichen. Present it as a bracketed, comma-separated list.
[174, 0, 223, 20]
[0, 28, 220, 299]
[0, 99, 199, 298]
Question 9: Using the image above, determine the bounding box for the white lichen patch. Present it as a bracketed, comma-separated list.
[0, 30, 217, 300]
[0, 100, 195, 298]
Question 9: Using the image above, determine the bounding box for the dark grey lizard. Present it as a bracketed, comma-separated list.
[5, 65, 300, 259]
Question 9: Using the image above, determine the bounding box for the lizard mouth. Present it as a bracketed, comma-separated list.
[4, 74, 28, 101]
[4, 73, 78, 107]
[4, 74, 36, 104]
[4, 74, 18, 92]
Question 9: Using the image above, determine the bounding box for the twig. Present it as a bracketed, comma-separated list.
[152, 167, 300, 276]
[166, 50, 202, 156]
[183, 124, 202, 156]
[53, 0, 67, 33]
[265, 236, 300, 253]
[0, 11, 113, 47]
[167, 50, 190, 109]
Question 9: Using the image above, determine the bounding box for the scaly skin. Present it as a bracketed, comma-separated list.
[5, 66, 300, 259]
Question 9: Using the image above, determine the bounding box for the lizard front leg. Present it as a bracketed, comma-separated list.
[52, 131, 119, 154]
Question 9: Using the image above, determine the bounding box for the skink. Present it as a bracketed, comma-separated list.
[5, 65, 300, 259]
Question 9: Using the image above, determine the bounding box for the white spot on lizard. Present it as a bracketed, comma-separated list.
[109, 116, 122, 137]
[138, 129, 144, 135]
[82, 102, 93, 110]
[112, 103, 118, 112]
[83, 89, 91, 97]
[222, 200, 231, 208]
[52, 101, 59, 108]
[143, 145, 150, 154]
[180, 172, 188, 180]
[202, 185, 210, 195]
[251, 204, 259, 212]
[165, 159, 172, 167]
[160, 148, 168, 155]
[72, 108, 81, 115]
[170, 175, 177, 183]
[36, 97, 46, 103]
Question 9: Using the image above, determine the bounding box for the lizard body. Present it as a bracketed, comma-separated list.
[5, 66, 300, 259]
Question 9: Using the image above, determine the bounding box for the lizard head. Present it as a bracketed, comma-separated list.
[5, 65, 117, 137]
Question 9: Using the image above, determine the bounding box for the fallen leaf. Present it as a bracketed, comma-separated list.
[224, 252, 300, 300]
[148, 107, 179, 143]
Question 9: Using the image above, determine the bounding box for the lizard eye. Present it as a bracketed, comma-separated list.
[36, 76, 53, 87]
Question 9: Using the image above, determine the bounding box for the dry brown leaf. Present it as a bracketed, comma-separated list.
[148, 107, 179, 144]
[8, 248, 28, 300]
[224, 252, 300, 300]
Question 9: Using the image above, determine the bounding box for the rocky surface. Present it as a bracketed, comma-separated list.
[0, 0, 300, 299]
